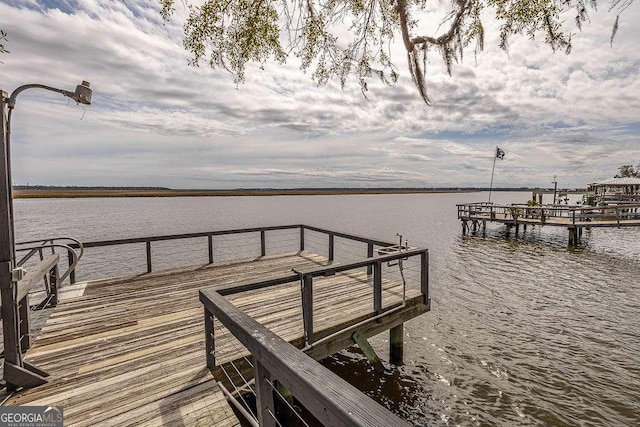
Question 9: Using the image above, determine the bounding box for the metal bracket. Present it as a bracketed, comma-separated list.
[11, 267, 26, 282]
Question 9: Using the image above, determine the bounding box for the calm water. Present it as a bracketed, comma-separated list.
[14, 192, 640, 426]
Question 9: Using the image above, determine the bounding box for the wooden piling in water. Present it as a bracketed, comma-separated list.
[389, 323, 404, 365]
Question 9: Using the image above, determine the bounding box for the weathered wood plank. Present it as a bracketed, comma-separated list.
[201, 289, 411, 427]
[16, 254, 58, 302]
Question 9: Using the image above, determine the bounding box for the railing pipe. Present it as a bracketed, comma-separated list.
[71, 225, 303, 249]
[63, 225, 406, 281]
[302, 275, 314, 345]
[328, 233, 334, 261]
[299, 226, 305, 251]
[16, 243, 78, 284]
[373, 261, 382, 321]
[218, 248, 427, 297]
[302, 225, 395, 247]
[146, 241, 152, 273]
[67, 248, 75, 284]
[208, 234, 213, 264]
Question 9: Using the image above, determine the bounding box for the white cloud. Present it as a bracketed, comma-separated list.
[0, 0, 638, 188]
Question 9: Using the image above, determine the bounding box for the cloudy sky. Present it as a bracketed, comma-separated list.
[1, 0, 638, 189]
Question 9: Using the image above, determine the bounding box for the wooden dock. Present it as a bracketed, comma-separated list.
[2, 225, 430, 426]
[457, 203, 640, 244]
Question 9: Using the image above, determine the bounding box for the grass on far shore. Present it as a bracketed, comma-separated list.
[14, 188, 480, 199]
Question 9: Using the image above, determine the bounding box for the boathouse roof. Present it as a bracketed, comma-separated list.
[592, 177, 640, 187]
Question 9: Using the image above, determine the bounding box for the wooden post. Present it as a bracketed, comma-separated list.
[420, 250, 429, 305]
[302, 275, 313, 345]
[204, 307, 215, 368]
[208, 234, 213, 264]
[366, 242, 373, 275]
[373, 261, 382, 323]
[1, 270, 22, 389]
[568, 228, 576, 245]
[389, 324, 404, 365]
[328, 233, 334, 262]
[515, 224, 519, 236]
[299, 226, 305, 251]
[462, 220, 467, 235]
[67, 248, 75, 284]
[254, 361, 276, 427]
[145, 241, 152, 273]
[260, 230, 266, 257]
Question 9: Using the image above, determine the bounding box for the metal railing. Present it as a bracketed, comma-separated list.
[200, 246, 429, 426]
[1, 236, 84, 390]
[201, 288, 412, 427]
[3, 224, 427, 398]
[16, 237, 84, 285]
[67, 225, 400, 279]
[457, 203, 640, 226]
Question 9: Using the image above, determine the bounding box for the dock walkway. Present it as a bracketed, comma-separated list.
[3, 250, 424, 426]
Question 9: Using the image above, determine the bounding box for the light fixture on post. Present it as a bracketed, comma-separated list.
[0, 81, 92, 390]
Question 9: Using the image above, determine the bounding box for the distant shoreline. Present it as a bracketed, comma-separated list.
[14, 188, 483, 199]
[10, 187, 553, 199]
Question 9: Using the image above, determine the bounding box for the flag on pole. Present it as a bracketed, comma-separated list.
[496, 147, 505, 160]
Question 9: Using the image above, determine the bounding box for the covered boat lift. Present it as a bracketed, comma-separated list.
[587, 177, 640, 205]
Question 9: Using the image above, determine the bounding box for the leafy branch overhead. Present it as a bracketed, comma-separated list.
[0, 30, 9, 61]
[162, 0, 632, 104]
[615, 164, 640, 178]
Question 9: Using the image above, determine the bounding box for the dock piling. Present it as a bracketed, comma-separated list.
[389, 324, 404, 365]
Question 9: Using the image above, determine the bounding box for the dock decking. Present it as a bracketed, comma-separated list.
[2, 250, 425, 426]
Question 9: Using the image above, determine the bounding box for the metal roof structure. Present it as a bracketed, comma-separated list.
[592, 177, 640, 186]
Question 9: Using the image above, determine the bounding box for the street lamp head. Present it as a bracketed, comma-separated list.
[5, 80, 93, 108]
[72, 81, 92, 105]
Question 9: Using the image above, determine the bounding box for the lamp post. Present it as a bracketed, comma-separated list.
[552, 175, 558, 205]
[0, 81, 92, 390]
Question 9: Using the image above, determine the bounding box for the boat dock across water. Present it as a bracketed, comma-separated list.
[457, 203, 640, 245]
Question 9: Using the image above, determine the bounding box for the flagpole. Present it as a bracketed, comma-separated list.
[488, 146, 497, 203]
